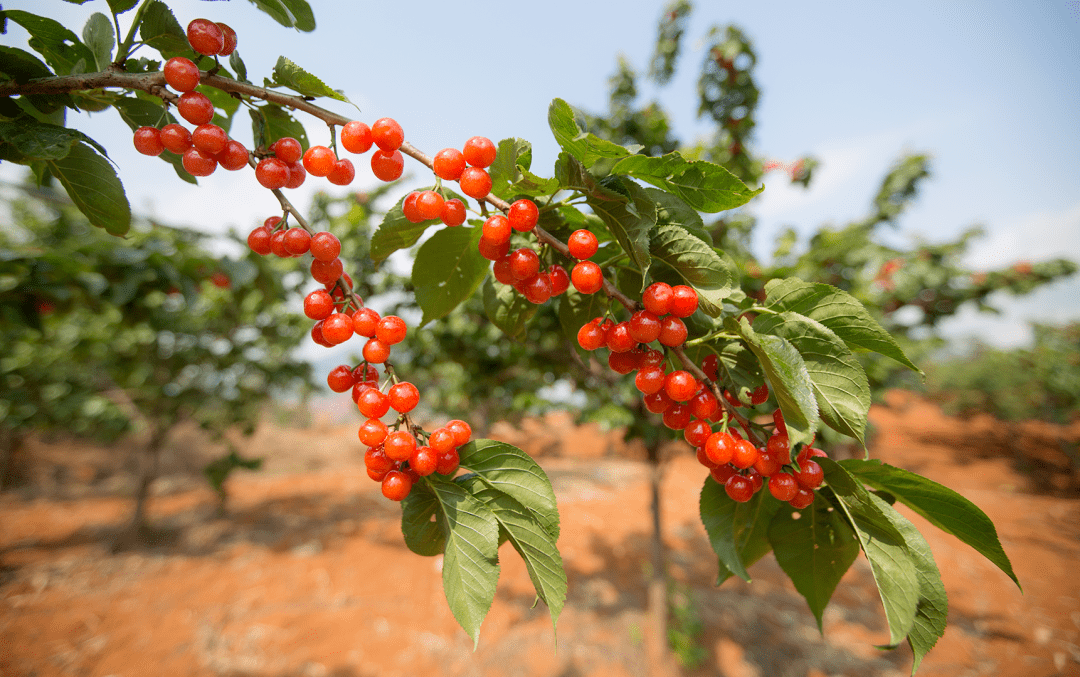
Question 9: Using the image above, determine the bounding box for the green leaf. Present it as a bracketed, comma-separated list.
[822, 459, 919, 647]
[511, 168, 561, 198]
[138, 1, 189, 59]
[424, 476, 501, 648]
[646, 186, 710, 245]
[458, 474, 566, 633]
[587, 177, 656, 280]
[764, 278, 921, 373]
[270, 56, 349, 103]
[0, 45, 55, 83]
[401, 481, 446, 556]
[412, 226, 489, 326]
[548, 98, 631, 170]
[700, 477, 782, 583]
[370, 202, 437, 264]
[229, 51, 249, 83]
[111, 97, 195, 185]
[458, 439, 560, 540]
[840, 459, 1019, 589]
[247, 0, 317, 32]
[649, 224, 735, 317]
[754, 311, 872, 446]
[711, 340, 763, 403]
[0, 117, 91, 161]
[482, 277, 537, 339]
[253, 103, 310, 151]
[611, 152, 764, 212]
[769, 495, 860, 630]
[3, 10, 95, 76]
[488, 137, 532, 199]
[45, 141, 130, 235]
[82, 13, 114, 71]
[106, 0, 139, 14]
[732, 317, 819, 448]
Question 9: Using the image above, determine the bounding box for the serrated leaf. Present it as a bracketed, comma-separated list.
[754, 311, 871, 446]
[425, 476, 500, 648]
[645, 186, 710, 245]
[82, 13, 114, 72]
[253, 103, 310, 151]
[548, 98, 631, 170]
[458, 439, 560, 541]
[412, 226, 488, 326]
[732, 317, 819, 448]
[106, 0, 139, 14]
[401, 481, 446, 556]
[45, 141, 130, 235]
[764, 277, 921, 373]
[229, 51, 249, 83]
[111, 97, 195, 185]
[489, 137, 532, 199]
[458, 474, 566, 633]
[137, 1, 189, 59]
[711, 340, 763, 403]
[3, 10, 96, 77]
[482, 277, 537, 339]
[769, 494, 860, 630]
[649, 224, 735, 317]
[587, 177, 656, 279]
[370, 201, 438, 264]
[822, 459, 919, 647]
[247, 0, 316, 32]
[0, 117, 88, 161]
[0, 45, 55, 83]
[700, 477, 782, 583]
[611, 152, 763, 212]
[840, 459, 1019, 589]
[271, 56, 348, 102]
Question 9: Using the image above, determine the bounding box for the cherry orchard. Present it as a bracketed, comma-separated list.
[0, 2, 1020, 666]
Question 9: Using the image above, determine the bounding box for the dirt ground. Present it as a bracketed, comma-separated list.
[2, 390, 1079, 677]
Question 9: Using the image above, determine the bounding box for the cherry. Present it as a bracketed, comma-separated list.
[357, 387, 390, 418]
[571, 261, 604, 294]
[724, 389, 746, 408]
[327, 158, 355, 186]
[215, 139, 249, 170]
[440, 198, 466, 226]
[705, 431, 735, 466]
[458, 166, 492, 199]
[381, 470, 413, 501]
[606, 321, 636, 353]
[371, 117, 404, 152]
[216, 22, 237, 56]
[478, 236, 510, 261]
[133, 126, 164, 156]
[352, 307, 381, 337]
[402, 192, 423, 223]
[658, 316, 688, 347]
[629, 310, 661, 344]
[640, 349, 664, 368]
[750, 383, 770, 406]
[684, 419, 712, 447]
[191, 123, 227, 155]
[270, 136, 302, 164]
[567, 229, 599, 260]
[773, 408, 788, 437]
[664, 371, 698, 402]
[303, 145, 336, 177]
[256, 157, 289, 189]
[462, 136, 497, 168]
[163, 57, 200, 92]
[433, 147, 466, 180]
[445, 419, 472, 446]
[388, 382, 420, 413]
[725, 474, 755, 502]
[768, 472, 799, 502]
[794, 460, 824, 490]
[428, 428, 456, 453]
[310, 231, 341, 261]
[310, 258, 343, 285]
[358, 418, 389, 446]
[547, 265, 570, 296]
[376, 315, 408, 345]
[269, 230, 290, 258]
[303, 289, 334, 320]
[753, 450, 783, 477]
[696, 446, 718, 469]
[642, 282, 673, 316]
[159, 123, 192, 154]
[746, 468, 764, 493]
[520, 274, 553, 304]
[690, 389, 719, 419]
[186, 18, 224, 56]
[341, 121, 373, 154]
[731, 439, 759, 469]
[482, 215, 511, 244]
[662, 403, 691, 430]
[669, 285, 699, 317]
[415, 191, 445, 221]
[353, 364, 378, 386]
[247, 226, 272, 256]
[789, 487, 815, 509]
[492, 256, 515, 285]
[435, 447, 460, 475]
[182, 147, 216, 176]
[608, 350, 641, 375]
[766, 433, 789, 458]
[577, 321, 606, 351]
[508, 199, 539, 232]
[363, 338, 391, 364]
[310, 321, 332, 348]
[327, 365, 355, 393]
[710, 464, 738, 485]
[371, 149, 404, 181]
[410, 446, 438, 476]
[283, 228, 311, 256]
[643, 390, 674, 414]
[635, 365, 666, 394]
[321, 312, 354, 345]
[177, 91, 214, 126]
[509, 248, 540, 281]
[702, 354, 720, 381]
[364, 446, 395, 475]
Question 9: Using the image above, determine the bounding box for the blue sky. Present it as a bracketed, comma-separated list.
[3, 0, 1078, 349]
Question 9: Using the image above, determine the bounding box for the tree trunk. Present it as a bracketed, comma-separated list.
[0, 429, 24, 491]
[643, 434, 678, 677]
[113, 425, 168, 550]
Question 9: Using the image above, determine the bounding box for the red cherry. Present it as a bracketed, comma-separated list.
[642, 282, 673, 316]
[371, 117, 404, 152]
[163, 57, 200, 92]
[571, 261, 604, 294]
[133, 126, 164, 156]
[440, 198, 467, 227]
[567, 229, 599, 260]
[247, 226, 272, 256]
[215, 139, 249, 171]
[370, 149, 404, 181]
[658, 316, 688, 347]
[177, 91, 214, 126]
[181, 147, 216, 176]
[327, 158, 355, 186]
[629, 310, 662, 344]
[508, 199, 539, 232]
[310, 231, 341, 261]
[216, 22, 237, 56]
[270, 136, 302, 164]
[415, 191, 445, 221]
[381, 470, 413, 501]
[159, 124, 192, 154]
[669, 285, 699, 317]
[388, 382, 420, 413]
[547, 265, 570, 296]
[352, 307, 381, 337]
[341, 121, 373, 153]
[256, 157, 289, 189]
[462, 136, 497, 168]
[433, 147, 466, 180]
[303, 289, 334, 320]
[459, 166, 492, 199]
[303, 146, 336, 177]
[327, 365, 355, 393]
[375, 315, 407, 345]
[186, 18, 224, 56]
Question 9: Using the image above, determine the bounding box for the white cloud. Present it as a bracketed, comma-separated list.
[963, 200, 1080, 270]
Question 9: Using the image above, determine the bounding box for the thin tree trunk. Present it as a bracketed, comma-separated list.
[0, 429, 23, 491]
[114, 425, 168, 549]
[643, 433, 678, 677]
